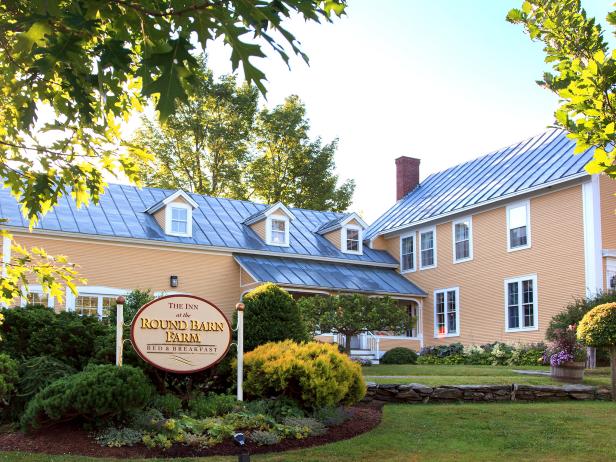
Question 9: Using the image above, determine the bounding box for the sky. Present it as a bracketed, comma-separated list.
[197, 0, 613, 222]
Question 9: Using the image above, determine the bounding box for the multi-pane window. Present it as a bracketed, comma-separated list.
[75, 295, 117, 318]
[345, 227, 360, 252]
[507, 202, 530, 250]
[75, 296, 99, 317]
[270, 219, 287, 245]
[27, 292, 49, 307]
[420, 229, 436, 269]
[435, 288, 458, 336]
[400, 234, 415, 272]
[453, 218, 472, 262]
[505, 276, 537, 331]
[170, 206, 188, 234]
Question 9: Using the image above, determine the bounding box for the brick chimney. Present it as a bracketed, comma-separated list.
[396, 156, 420, 200]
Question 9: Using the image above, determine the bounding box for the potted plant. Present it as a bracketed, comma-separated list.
[544, 324, 587, 383]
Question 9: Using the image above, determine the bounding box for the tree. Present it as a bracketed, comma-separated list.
[507, 0, 616, 178]
[577, 302, 616, 400]
[298, 294, 409, 354]
[242, 283, 308, 351]
[248, 95, 355, 211]
[0, 0, 346, 305]
[134, 59, 259, 199]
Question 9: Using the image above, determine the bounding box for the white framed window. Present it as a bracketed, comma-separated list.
[66, 286, 128, 319]
[400, 233, 416, 273]
[434, 287, 459, 337]
[419, 227, 437, 269]
[504, 275, 538, 332]
[452, 217, 473, 263]
[20, 285, 55, 309]
[341, 225, 363, 254]
[266, 214, 290, 246]
[165, 203, 192, 237]
[506, 200, 531, 251]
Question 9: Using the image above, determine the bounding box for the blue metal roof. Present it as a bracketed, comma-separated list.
[366, 129, 595, 238]
[235, 254, 426, 296]
[0, 183, 396, 265]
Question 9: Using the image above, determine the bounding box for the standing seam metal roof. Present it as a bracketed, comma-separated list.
[0, 183, 397, 265]
[366, 129, 595, 239]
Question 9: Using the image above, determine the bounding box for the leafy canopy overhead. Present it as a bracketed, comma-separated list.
[507, 0, 616, 178]
[0, 0, 345, 305]
[1, 0, 345, 223]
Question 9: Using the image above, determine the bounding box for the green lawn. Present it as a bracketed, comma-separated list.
[3, 402, 616, 461]
[363, 364, 612, 387]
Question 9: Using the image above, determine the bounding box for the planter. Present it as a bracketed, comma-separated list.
[551, 361, 585, 383]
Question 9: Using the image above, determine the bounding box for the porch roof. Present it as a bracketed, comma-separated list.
[234, 254, 426, 297]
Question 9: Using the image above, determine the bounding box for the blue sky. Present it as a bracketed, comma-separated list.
[204, 1, 612, 221]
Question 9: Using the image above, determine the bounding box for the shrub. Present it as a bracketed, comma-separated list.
[577, 303, 616, 348]
[188, 393, 239, 418]
[95, 427, 144, 447]
[21, 364, 154, 430]
[419, 343, 464, 358]
[151, 394, 183, 418]
[311, 405, 350, 426]
[242, 340, 365, 410]
[244, 397, 305, 420]
[18, 356, 76, 399]
[282, 417, 327, 436]
[0, 353, 18, 403]
[250, 429, 282, 446]
[489, 342, 513, 366]
[0, 305, 107, 369]
[380, 347, 418, 364]
[507, 343, 547, 366]
[242, 283, 308, 351]
[547, 290, 616, 341]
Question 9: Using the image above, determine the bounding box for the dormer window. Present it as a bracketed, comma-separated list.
[266, 215, 290, 246]
[166, 203, 192, 237]
[342, 225, 363, 254]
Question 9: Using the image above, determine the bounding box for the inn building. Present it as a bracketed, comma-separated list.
[1, 128, 615, 361]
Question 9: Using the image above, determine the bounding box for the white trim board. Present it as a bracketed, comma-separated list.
[582, 176, 603, 296]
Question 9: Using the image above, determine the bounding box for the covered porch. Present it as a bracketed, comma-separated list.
[234, 254, 426, 363]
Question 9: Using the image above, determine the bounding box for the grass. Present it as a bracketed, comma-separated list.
[3, 401, 616, 461]
[363, 364, 612, 387]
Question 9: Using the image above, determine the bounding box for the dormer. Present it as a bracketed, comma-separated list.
[244, 202, 296, 247]
[317, 213, 368, 255]
[146, 190, 199, 238]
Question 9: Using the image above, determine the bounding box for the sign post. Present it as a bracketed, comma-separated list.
[236, 302, 245, 402]
[116, 295, 125, 367]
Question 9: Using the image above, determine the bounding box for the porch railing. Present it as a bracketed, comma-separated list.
[335, 331, 380, 360]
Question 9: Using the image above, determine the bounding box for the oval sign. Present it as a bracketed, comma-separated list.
[130, 294, 232, 374]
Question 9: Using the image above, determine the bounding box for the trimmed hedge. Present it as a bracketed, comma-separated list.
[21, 364, 154, 431]
[242, 340, 365, 409]
[242, 283, 308, 351]
[381, 347, 417, 364]
[578, 303, 616, 348]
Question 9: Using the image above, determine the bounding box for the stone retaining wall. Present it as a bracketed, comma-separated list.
[364, 383, 611, 403]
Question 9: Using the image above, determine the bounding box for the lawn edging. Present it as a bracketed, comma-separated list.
[364, 382, 611, 403]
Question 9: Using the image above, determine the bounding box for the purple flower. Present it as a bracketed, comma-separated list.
[550, 350, 574, 366]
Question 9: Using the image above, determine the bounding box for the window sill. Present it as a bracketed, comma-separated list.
[342, 250, 363, 255]
[507, 244, 531, 253]
[505, 326, 538, 333]
[453, 257, 473, 264]
[433, 333, 459, 338]
[267, 242, 290, 247]
[166, 231, 192, 238]
[400, 268, 416, 274]
[419, 265, 437, 271]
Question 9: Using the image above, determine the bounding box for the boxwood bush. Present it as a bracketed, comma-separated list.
[21, 364, 154, 431]
[242, 340, 365, 409]
[380, 347, 417, 364]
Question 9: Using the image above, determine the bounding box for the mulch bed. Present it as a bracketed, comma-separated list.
[0, 402, 383, 459]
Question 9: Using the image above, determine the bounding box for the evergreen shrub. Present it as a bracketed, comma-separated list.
[242, 340, 365, 409]
[242, 283, 308, 351]
[380, 347, 418, 364]
[21, 364, 153, 430]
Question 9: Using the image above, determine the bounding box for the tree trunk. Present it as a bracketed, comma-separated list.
[345, 335, 352, 355]
[611, 347, 616, 402]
